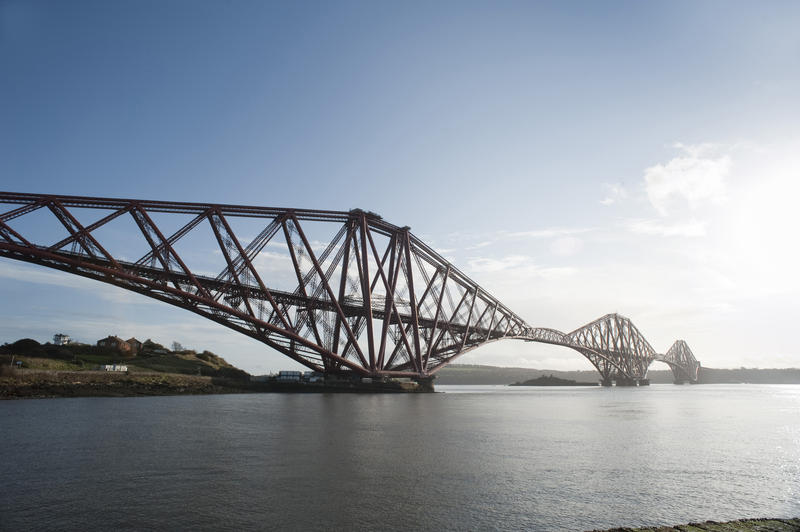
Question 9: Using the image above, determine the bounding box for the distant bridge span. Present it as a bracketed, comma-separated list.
[0, 192, 699, 385]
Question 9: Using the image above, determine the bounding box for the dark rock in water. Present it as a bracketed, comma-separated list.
[509, 374, 597, 386]
[590, 517, 800, 531]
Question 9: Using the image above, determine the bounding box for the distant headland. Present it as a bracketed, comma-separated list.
[509, 374, 598, 386]
[436, 364, 800, 386]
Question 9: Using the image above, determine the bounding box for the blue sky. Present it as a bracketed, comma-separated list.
[2, 1, 799, 373]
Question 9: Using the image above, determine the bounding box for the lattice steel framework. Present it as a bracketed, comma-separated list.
[662, 340, 701, 383]
[0, 192, 532, 378]
[568, 313, 656, 383]
[523, 314, 697, 384]
[0, 192, 700, 382]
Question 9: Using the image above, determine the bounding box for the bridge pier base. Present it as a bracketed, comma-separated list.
[614, 377, 649, 386]
[601, 378, 613, 387]
[414, 376, 436, 392]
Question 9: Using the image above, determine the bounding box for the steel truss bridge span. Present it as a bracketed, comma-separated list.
[0, 192, 699, 384]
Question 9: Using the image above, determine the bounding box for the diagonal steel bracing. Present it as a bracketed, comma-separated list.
[0, 192, 700, 382]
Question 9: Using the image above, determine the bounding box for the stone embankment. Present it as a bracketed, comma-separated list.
[0, 369, 434, 398]
[592, 517, 800, 531]
[0, 369, 250, 399]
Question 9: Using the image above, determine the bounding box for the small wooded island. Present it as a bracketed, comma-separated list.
[509, 374, 598, 386]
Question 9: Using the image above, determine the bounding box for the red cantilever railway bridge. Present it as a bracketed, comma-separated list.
[0, 192, 699, 386]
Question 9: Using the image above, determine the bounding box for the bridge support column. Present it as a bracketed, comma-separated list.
[614, 375, 650, 386]
[601, 378, 613, 387]
[414, 376, 436, 392]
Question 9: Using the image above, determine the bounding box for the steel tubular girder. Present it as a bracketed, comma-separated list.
[0, 192, 528, 378]
[0, 192, 700, 382]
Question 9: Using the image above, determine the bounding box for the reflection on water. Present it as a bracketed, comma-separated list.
[1, 384, 799, 531]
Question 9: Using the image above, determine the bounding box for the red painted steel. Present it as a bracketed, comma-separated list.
[0, 192, 699, 382]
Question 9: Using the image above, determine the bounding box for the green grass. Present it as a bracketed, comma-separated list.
[2, 342, 248, 380]
[73, 353, 122, 365]
[9, 356, 84, 371]
[129, 355, 206, 375]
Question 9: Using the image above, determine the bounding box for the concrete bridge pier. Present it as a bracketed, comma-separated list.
[602, 375, 650, 386]
[415, 376, 436, 392]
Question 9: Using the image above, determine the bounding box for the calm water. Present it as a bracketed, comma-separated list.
[1, 384, 799, 531]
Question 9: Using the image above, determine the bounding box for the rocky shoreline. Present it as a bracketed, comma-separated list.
[0, 369, 434, 398]
[591, 517, 800, 531]
[0, 370, 251, 399]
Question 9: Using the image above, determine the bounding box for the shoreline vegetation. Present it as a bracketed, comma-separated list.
[3, 337, 800, 399]
[0, 337, 254, 399]
[0, 337, 431, 398]
[0, 369, 428, 399]
[591, 517, 800, 531]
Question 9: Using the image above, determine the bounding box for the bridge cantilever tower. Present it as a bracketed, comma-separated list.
[523, 313, 695, 385]
[0, 192, 699, 385]
[662, 340, 701, 384]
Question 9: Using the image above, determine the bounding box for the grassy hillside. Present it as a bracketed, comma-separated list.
[0, 338, 249, 380]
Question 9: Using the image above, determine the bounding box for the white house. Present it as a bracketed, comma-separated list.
[53, 333, 71, 346]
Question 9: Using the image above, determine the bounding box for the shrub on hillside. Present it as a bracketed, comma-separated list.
[5, 339, 45, 356]
[43, 346, 76, 361]
[200, 365, 249, 380]
[198, 350, 231, 366]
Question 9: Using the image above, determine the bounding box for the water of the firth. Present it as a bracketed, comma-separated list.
[1, 384, 799, 531]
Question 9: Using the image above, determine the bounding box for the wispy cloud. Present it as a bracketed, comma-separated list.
[467, 255, 528, 272]
[467, 255, 577, 278]
[504, 227, 593, 239]
[549, 236, 583, 256]
[0, 262, 90, 289]
[465, 241, 493, 250]
[626, 218, 707, 237]
[644, 143, 730, 215]
[0, 262, 162, 305]
[600, 183, 628, 206]
[433, 247, 456, 255]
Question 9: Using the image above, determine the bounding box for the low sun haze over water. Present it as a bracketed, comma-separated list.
[2, 384, 798, 531]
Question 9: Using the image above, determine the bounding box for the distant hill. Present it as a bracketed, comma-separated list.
[694, 366, 800, 384]
[435, 364, 800, 385]
[435, 364, 617, 385]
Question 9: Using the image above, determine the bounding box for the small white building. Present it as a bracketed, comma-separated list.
[53, 333, 71, 346]
[100, 364, 127, 372]
[277, 370, 302, 382]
